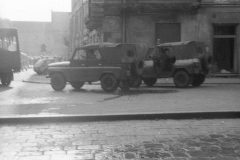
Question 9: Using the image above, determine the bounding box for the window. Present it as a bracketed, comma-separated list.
[94, 50, 101, 59]
[156, 23, 181, 44]
[73, 50, 87, 60]
[0, 36, 17, 52]
[87, 49, 101, 60]
[214, 25, 235, 36]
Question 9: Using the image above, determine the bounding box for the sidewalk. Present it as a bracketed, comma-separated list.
[7, 69, 240, 121]
[0, 119, 240, 160]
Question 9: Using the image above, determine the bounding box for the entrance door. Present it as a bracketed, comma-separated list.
[156, 23, 181, 44]
[213, 24, 236, 73]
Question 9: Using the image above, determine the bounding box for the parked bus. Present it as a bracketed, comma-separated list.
[0, 28, 21, 86]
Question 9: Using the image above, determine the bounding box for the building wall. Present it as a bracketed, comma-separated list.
[71, 0, 240, 74]
[124, 7, 240, 73]
[13, 12, 70, 58]
[198, 6, 240, 74]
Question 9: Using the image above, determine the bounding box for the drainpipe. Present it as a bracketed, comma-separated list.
[122, 8, 126, 43]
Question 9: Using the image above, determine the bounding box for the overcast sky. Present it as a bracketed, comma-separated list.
[0, 0, 71, 22]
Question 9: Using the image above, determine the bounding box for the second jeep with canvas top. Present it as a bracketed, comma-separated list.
[142, 41, 213, 88]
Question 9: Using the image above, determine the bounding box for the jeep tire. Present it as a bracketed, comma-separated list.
[173, 70, 191, 88]
[70, 81, 84, 90]
[101, 74, 118, 92]
[191, 74, 205, 87]
[50, 73, 66, 91]
[143, 77, 157, 87]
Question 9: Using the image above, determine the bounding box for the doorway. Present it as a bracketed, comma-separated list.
[212, 24, 236, 74]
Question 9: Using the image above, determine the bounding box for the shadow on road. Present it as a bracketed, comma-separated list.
[71, 87, 179, 95]
[22, 72, 49, 84]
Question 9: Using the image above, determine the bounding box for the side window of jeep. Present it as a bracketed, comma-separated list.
[73, 50, 86, 60]
[87, 49, 101, 60]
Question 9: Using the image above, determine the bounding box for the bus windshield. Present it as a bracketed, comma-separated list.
[0, 28, 19, 52]
[0, 28, 21, 72]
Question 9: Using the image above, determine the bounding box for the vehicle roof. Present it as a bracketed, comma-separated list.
[75, 43, 136, 50]
[156, 41, 204, 47]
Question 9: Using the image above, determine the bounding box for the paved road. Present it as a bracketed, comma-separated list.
[0, 119, 240, 160]
[0, 70, 239, 118]
[0, 70, 240, 160]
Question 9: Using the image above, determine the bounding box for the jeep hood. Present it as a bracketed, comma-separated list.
[48, 61, 70, 67]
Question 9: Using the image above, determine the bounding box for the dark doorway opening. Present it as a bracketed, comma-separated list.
[156, 23, 181, 44]
[212, 24, 236, 74]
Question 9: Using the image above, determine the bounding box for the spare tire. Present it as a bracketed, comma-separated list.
[132, 58, 144, 76]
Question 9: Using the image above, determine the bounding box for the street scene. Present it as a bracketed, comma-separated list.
[1, 0, 240, 160]
[0, 69, 240, 160]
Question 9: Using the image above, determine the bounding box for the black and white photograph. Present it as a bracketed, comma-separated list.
[0, 0, 240, 159]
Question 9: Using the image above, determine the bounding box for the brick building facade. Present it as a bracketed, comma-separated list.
[70, 0, 240, 74]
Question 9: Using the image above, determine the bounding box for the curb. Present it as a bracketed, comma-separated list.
[0, 111, 239, 124]
[22, 80, 50, 84]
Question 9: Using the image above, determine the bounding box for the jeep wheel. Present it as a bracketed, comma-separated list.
[119, 79, 132, 91]
[70, 82, 84, 90]
[173, 70, 191, 88]
[101, 74, 118, 92]
[143, 78, 157, 87]
[1, 73, 12, 86]
[192, 74, 205, 87]
[50, 73, 66, 91]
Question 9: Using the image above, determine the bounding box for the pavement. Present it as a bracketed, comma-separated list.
[0, 70, 239, 160]
[1, 119, 240, 160]
[5, 69, 238, 121]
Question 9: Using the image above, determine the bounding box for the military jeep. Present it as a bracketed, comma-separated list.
[142, 41, 213, 88]
[47, 43, 144, 92]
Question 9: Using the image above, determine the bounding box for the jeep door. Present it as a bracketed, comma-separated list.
[86, 49, 103, 81]
[69, 49, 88, 82]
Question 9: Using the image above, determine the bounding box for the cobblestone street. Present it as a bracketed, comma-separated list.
[0, 119, 240, 160]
